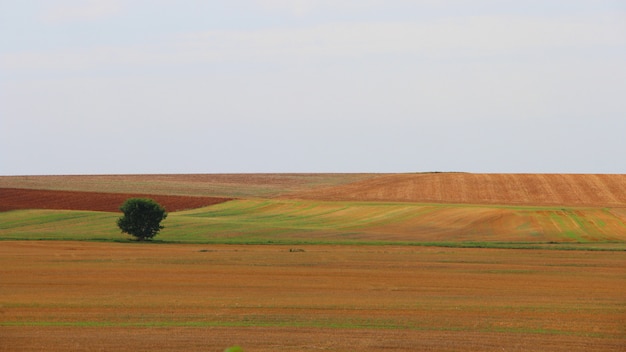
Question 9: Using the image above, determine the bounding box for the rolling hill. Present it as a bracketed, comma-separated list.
[0, 173, 375, 198]
[2, 173, 625, 207]
[2, 173, 625, 246]
[285, 173, 626, 207]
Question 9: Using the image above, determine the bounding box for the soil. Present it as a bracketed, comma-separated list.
[0, 188, 232, 212]
[0, 174, 376, 198]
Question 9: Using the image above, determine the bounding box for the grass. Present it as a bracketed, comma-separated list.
[1, 199, 625, 249]
[0, 320, 610, 337]
[0, 210, 120, 241]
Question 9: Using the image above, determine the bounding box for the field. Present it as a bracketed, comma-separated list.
[0, 188, 231, 212]
[0, 173, 625, 350]
[1, 241, 624, 351]
[2, 199, 626, 249]
[0, 174, 375, 198]
[286, 173, 626, 207]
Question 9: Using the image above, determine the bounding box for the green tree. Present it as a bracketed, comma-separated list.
[117, 198, 167, 241]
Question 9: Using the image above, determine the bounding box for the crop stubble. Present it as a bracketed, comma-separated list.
[286, 173, 626, 207]
[1, 241, 624, 351]
[2, 173, 625, 206]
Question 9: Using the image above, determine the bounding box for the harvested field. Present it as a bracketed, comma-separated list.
[3, 173, 624, 207]
[0, 188, 231, 212]
[0, 174, 375, 198]
[287, 173, 626, 207]
[0, 241, 624, 351]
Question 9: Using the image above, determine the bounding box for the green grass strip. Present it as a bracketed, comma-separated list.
[0, 321, 611, 338]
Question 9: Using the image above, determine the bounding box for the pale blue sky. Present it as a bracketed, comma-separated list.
[1, 1, 625, 175]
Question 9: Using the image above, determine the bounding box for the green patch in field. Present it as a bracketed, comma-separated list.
[0, 210, 123, 241]
[0, 319, 611, 338]
[2, 200, 625, 249]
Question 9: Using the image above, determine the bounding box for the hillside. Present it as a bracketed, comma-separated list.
[285, 173, 626, 207]
[2, 173, 625, 208]
[1, 173, 625, 246]
[0, 174, 375, 198]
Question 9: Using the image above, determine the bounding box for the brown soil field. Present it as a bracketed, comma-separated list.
[287, 173, 626, 207]
[2, 173, 624, 207]
[1, 241, 624, 351]
[0, 174, 375, 198]
[0, 188, 231, 212]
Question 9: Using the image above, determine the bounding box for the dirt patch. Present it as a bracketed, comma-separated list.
[0, 188, 232, 212]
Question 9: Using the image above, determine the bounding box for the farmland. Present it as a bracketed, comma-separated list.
[2, 199, 626, 248]
[1, 241, 624, 351]
[286, 173, 626, 207]
[0, 188, 231, 212]
[0, 173, 625, 350]
[0, 174, 375, 198]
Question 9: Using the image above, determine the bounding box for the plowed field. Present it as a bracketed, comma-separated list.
[0, 188, 231, 212]
[0, 174, 375, 198]
[2, 173, 624, 207]
[287, 173, 626, 206]
[1, 241, 624, 351]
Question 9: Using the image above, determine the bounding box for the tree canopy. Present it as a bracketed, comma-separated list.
[117, 198, 167, 241]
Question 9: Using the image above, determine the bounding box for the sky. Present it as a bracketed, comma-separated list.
[1, 0, 625, 175]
